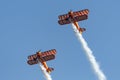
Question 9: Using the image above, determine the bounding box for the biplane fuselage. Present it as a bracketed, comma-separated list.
[27, 49, 56, 74]
[36, 52, 54, 73]
[58, 9, 89, 34]
[68, 11, 85, 34]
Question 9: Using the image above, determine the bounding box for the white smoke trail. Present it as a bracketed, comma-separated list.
[71, 23, 107, 80]
[38, 62, 52, 80]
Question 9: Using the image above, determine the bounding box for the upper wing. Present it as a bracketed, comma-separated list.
[73, 9, 89, 17]
[27, 54, 38, 65]
[41, 49, 56, 61]
[58, 9, 89, 21]
[28, 54, 37, 60]
[58, 14, 69, 20]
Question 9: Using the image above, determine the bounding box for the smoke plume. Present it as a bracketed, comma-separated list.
[38, 62, 52, 80]
[71, 23, 107, 80]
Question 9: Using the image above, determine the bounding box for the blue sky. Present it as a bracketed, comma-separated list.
[0, 0, 120, 80]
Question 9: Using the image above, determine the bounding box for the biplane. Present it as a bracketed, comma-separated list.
[58, 9, 89, 34]
[27, 49, 56, 74]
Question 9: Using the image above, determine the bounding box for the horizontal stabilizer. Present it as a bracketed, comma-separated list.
[47, 67, 54, 73]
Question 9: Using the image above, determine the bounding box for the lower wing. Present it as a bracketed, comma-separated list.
[58, 15, 88, 25]
[27, 59, 38, 65]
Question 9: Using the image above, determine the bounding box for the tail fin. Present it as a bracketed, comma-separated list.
[46, 67, 54, 74]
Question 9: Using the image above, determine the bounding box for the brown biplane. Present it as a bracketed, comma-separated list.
[58, 9, 89, 34]
[27, 49, 56, 74]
